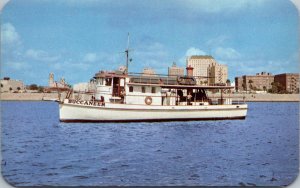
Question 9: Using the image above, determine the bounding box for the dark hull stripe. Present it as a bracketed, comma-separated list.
[60, 116, 246, 123]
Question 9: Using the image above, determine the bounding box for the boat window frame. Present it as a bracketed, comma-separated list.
[105, 78, 112, 86]
[129, 86, 133, 92]
[151, 87, 156, 93]
[98, 78, 104, 86]
[141, 86, 146, 93]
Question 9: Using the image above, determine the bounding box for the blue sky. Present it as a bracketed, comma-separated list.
[1, 0, 299, 85]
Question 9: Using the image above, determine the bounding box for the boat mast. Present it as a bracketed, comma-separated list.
[125, 33, 130, 75]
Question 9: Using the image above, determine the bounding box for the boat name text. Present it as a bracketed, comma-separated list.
[68, 99, 104, 106]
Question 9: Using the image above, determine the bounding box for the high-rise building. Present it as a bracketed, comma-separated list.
[274, 73, 299, 93]
[186, 55, 216, 85]
[208, 62, 228, 85]
[168, 62, 184, 77]
[186, 55, 228, 85]
[235, 77, 244, 92]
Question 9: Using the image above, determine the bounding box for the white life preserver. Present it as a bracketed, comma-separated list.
[145, 96, 152, 105]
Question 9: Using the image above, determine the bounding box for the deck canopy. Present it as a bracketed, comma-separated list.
[128, 74, 232, 89]
[127, 82, 234, 90]
[92, 71, 233, 89]
[94, 70, 126, 78]
[129, 75, 196, 85]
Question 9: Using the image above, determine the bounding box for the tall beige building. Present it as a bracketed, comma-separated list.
[48, 73, 69, 88]
[208, 62, 228, 85]
[186, 55, 227, 85]
[142, 68, 156, 76]
[168, 62, 184, 77]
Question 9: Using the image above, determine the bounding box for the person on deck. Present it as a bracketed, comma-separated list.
[120, 89, 125, 103]
[166, 89, 171, 105]
[187, 92, 192, 105]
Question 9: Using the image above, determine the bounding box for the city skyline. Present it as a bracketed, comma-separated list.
[1, 0, 299, 85]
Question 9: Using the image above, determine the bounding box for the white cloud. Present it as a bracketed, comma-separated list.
[6, 61, 28, 70]
[0, 0, 9, 11]
[45, 0, 268, 13]
[185, 47, 206, 56]
[53, 62, 62, 70]
[177, 47, 207, 67]
[228, 58, 298, 78]
[52, 59, 94, 71]
[83, 53, 97, 62]
[179, 0, 268, 13]
[1, 22, 21, 47]
[135, 42, 168, 57]
[206, 35, 229, 47]
[214, 47, 241, 60]
[134, 42, 170, 72]
[291, 0, 300, 11]
[25, 49, 60, 62]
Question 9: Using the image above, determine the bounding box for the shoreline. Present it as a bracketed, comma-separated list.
[208, 93, 300, 102]
[0, 93, 60, 101]
[1, 93, 299, 102]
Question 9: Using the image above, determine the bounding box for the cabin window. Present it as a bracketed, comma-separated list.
[98, 78, 103, 85]
[129, 86, 133, 92]
[151, 87, 156, 93]
[142, 86, 146, 93]
[105, 78, 112, 86]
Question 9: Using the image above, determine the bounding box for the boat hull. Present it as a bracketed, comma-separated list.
[59, 102, 248, 123]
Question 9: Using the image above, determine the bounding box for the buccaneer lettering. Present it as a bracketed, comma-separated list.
[68, 99, 103, 106]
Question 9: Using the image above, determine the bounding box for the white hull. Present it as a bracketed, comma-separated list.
[59, 102, 247, 122]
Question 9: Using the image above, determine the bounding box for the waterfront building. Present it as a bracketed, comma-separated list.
[235, 72, 274, 92]
[73, 79, 97, 93]
[186, 55, 228, 85]
[49, 73, 54, 86]
[235, 77, 244, 92]
[243, 72, 274, 92]
[44, 73, 70, 92]
[208, 62, 228, 85]
[274, 73, 299, 93]
[186, 55, 216, 85]
[142, 67, 156, 76]
[73, 82, 89, 92]
[0, 77, 25, 92]
[168, 62, 184, 77]
[48, 73, 69, 88]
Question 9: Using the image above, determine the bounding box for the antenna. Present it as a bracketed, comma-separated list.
[124, 32, 133, 75]
[127, 32, 130, 49]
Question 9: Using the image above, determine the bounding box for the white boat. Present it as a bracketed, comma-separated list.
[59, 71, 247, 122]
[59, 35, 247, 122]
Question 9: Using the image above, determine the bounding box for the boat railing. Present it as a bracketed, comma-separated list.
[129, 73, 177, 85]
[67, 90, 246, 106]
[65, 93, 246, 106]
[207, 96, 246, 105]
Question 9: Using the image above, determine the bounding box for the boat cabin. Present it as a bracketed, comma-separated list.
[93, 70, 233, 106]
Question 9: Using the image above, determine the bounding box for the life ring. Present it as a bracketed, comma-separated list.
[145, 96, 152, 105]
[177, 76, 184, 83]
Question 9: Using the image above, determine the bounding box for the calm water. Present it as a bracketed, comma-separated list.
[1, 101, 299, 186]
